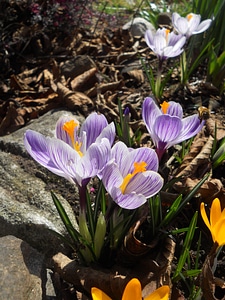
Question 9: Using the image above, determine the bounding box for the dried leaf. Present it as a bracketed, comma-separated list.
[200, 243, 225, 300]
[70, 67, 98, 91]
[97, 81, 123, 94]
[174, 135, 213, 178]
[0, 102, 25, 135]
[206, 117, 225, 141]
[125, 69, 145, 84]
[174, 178, 223, 204]
[57, 82, 93, 114]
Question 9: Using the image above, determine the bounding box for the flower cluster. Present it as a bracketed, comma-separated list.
[24, 112, 163, 211]
[145, 12, 212, 61]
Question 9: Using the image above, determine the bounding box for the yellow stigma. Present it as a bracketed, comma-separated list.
[62, 120, 83, 156]
[165, 28, 170, 43]
[160, 101, 170, 114]
[120, 161, 147, 194]
[187, 13, 193, 21]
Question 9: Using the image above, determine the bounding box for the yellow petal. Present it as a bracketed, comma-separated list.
[200, 202, 211, 231]
[213, 218, 225, 247]
[91, 287, 112, 300]
[210, 198, 221, 227]
[145, 286, 170, 300]
[122, 278, 142, 300]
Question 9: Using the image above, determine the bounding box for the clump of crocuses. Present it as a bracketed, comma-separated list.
[24, 112, 163, 264]
[142, 97, 205, 160]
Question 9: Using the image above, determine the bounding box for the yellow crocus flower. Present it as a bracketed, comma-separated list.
[200, 198, 225, 247]
[91, 278, 170, 300]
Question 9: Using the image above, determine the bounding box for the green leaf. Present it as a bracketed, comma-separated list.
[159, 194, 182, 229]
[51, 191, 81, 243]
[212, 142, 225, 168]
[173, 211, 198, 282]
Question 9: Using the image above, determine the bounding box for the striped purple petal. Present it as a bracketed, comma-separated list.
[80, 112, 108, 148]
[95, 122, 116, 146]
[125, 171, 163, 197]
[153, 115, 182, 143]
[171, 114, 205, 146]
[111, 141, 159, 177]
[166, 101, 183, 118]
[193, 19, 212, 34]
[24, 130, 74, 182]
[142, 97, 161, 136]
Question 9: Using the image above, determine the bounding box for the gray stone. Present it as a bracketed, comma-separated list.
[60, 55, 97, 79]
[0, 109, 83, 256]
[122, 17, 156, 37]
[0, 235, 44, 300]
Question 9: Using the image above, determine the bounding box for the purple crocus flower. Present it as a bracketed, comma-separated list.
[24, 112, 115, 187]
[145, 27, 186, 61]
[101, 141, 163, 209]
[172, 12, 212, 39]
[142, 97, 205, 160]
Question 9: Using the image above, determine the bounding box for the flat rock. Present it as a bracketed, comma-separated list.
[0, 235, 44, 300]
[0, 109, 83, 256]
[122, 17, 156, 37]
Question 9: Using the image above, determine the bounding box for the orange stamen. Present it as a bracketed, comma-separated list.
[62, 120, 83, 156]
[165, 29, 170, 43]
[120, 161, 147, 194]
[187, 14, 193, 21]
[160, 101, 170, 114]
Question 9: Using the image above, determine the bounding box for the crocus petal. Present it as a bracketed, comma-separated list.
[172, 115, 204, 145]
[193, 19, 212, 34]
[153, 115, 182, 143]
[111, 141, 130, 169]
[91, 287, 112, 300]
[80, 112, 108, 148]
[210, 198, 221, 228]
[95, 122, 116, 146]
[101, 162, 124, 193]
[114, 192, 147, 209]
[145, 29, 155, 49]
[168, 35, 186, 56]
[213, 218, 225, 247]
[122, 278, 142, 300]
[142, 97, 161, 136]
[24, 130, 68, 179]
[102, 162, 163, 209]
[112, 141, 159, 175]
[128, 147, 159, 172]
[200, 202, 211, 232]
[175, 17, 189, 35]
[163, 46, 183, 59]
[48, 138, 81, 183]
[145, 285, 170, 300]
[172, 12, 180, 26]
[188, 14, 201, 33]
[55, 115, 80, 147]
[126, 171, 163, 198]
[166, 101, 183, 118]
[154, 34, 167, 56]
[86, 138, 111, 174]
